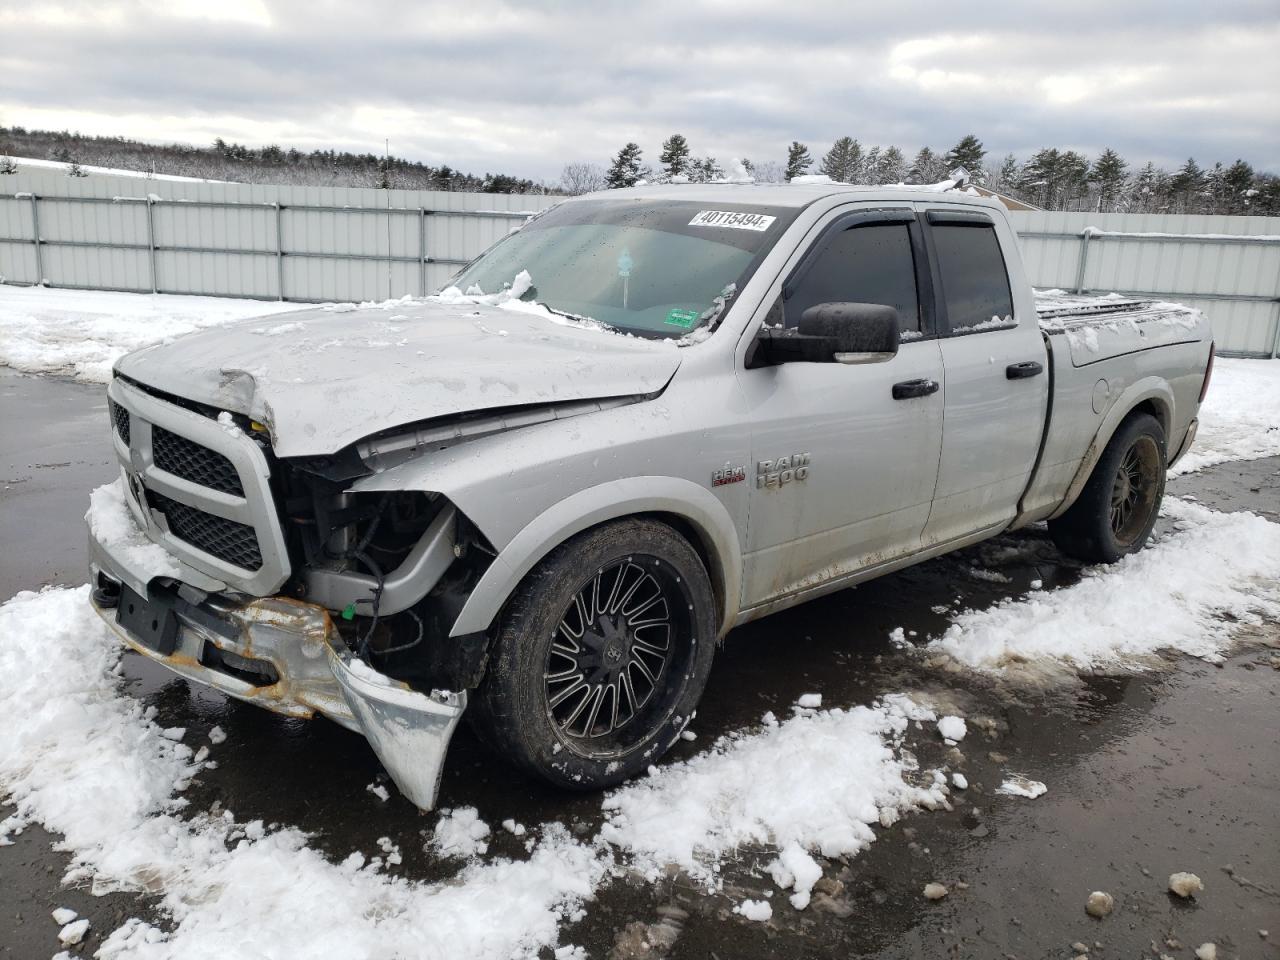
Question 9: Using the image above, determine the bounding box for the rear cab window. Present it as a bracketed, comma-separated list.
[926, 215, 1015, 334]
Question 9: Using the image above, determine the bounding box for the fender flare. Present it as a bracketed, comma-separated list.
[1049, 376, 1174, 521]
[449, 476, 743, 639]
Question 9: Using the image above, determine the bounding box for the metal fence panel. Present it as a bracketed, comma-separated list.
[2, 169, 1276, 357]
[1008, 210, 1280, 357]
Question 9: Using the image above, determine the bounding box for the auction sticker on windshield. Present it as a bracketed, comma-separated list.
[688, 210, 777, 231]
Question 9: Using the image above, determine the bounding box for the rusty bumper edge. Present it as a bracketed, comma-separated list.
[91, 530, 466, 811]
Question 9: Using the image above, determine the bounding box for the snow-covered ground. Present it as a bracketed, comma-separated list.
[2, 285, 1280, 953]
[4, 155, 227, 183]
[4, 489, 1279, 954]
[2, 285, 1277, 473]
[0, 287, 298, 383]
[1170, 357, 1280, 474]
[927, 498, 1280, 679]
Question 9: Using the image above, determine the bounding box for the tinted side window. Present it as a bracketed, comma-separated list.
[931, 223, 1014, 332]
[785, 223, 920, 332]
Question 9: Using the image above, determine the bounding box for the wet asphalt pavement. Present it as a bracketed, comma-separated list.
[2, 368, 1277, 959]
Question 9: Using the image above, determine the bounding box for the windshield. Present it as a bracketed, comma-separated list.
[446, 198, 796, 338]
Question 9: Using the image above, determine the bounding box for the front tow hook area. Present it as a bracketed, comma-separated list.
[325, 639, 467, 812]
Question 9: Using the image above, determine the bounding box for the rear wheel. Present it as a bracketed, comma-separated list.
[1049, 412, 1166, 563]
[471, 518, 716, 789]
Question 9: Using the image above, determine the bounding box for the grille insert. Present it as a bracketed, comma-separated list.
[152, 426, 244, 496]
[148, 491, 263, 570]
[109, 399, 131, 446]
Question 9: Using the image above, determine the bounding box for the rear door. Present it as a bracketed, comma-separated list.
[738, 207, 946, 609]
[917, 207, 1050, 545]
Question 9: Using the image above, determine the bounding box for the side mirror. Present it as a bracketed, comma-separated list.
[748, 302, 901, 367]
[799, 302, 900, 363]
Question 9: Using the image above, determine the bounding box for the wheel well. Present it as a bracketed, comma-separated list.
[483, 510, 732, 645]
[640, 511, 730, 635]
[1126, 398, 1169, 438]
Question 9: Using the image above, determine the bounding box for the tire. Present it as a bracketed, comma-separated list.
[471, 518, 717, 790]
[1049, 412, 1167, 564]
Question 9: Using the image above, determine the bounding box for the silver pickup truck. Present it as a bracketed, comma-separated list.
[88, 184, 1214, 810]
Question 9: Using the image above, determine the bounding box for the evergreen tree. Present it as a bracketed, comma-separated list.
[1088, 148, 1128, 211]
[1019, 148, 1091, 207]
[878, 146, 907, 184]
[1252, 173, 1280, 215]
[1170, 158, 1205, 211]
[1203, 162, 1227, 213]
[1221, 160, 1254, 213]
[1060, 151, 1090, 207]
[819, 136, 860, 182]
[659, 134, 691, 178]
[67, 161, 88, 178]
[1127, 162, 1160, 212]
[862, 146, 881, 185]
[988, 154, 1021, 195]
[0, 156, 18, 175]
[785, 141, 812, 181]
[908, 147, 945, 184]
[605, 142, 644, 188]
[943, 134, 986, 180]
[688, 156, 725, 183]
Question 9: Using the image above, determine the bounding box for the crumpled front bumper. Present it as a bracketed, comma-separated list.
[89, 517, 466, 811]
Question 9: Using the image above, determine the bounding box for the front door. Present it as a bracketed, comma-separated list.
[738, 209, 945, 610]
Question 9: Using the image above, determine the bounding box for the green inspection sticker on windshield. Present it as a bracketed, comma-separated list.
[664, 308, 700, 329]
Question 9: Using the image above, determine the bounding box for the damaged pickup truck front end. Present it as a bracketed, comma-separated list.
[88, 303, 677, 810]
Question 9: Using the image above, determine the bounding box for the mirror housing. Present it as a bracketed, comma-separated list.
[800, 302, 900, 363]
[748, 302, 901, 367]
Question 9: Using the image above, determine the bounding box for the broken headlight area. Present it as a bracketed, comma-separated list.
[276, 475, 496, 694]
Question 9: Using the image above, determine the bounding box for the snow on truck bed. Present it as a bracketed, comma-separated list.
[1035, 289, 1204, 359]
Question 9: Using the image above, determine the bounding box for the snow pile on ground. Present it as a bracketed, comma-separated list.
[927, 498, 1280, 677]
[733, 899, 772, 922]
[936, 716, 967, 742]
[0, 586, 607, 959]
[430, 807, 492, 858]
[86, 480, 181, 580]
[600, 693, 948, 903]
[0, 286, 298, 383]
[1172, 358, 1280, 475]
[997, 776, 1048, 799]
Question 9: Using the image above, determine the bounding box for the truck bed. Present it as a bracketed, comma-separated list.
[1034, 289, 1207, 365]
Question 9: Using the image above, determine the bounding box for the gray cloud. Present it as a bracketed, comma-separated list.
[2, 0, 1276, 179]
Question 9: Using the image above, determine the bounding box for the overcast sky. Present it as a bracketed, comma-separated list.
[2, 0, 1277, 181]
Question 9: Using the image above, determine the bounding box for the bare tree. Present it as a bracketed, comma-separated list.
[744, 159, 786, 183]
[560, 161, 605, 195]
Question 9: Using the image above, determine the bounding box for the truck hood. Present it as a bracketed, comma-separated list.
[114, 298, 682, 458]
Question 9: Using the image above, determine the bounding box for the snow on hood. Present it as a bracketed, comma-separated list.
[113, 296, 681, 458]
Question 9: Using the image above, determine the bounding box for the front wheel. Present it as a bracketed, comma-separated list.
[471, 518, 717, 790]
[1049, 412, 1167, 564]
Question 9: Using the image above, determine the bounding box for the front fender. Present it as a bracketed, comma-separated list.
[449, 476, 743, 639]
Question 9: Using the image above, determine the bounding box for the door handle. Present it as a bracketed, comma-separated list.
[1006, 360, 1044, 380]
[892, 378, 940, 400]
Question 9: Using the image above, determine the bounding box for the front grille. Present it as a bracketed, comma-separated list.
[148, 491, 263, 570]
[109, 399, 131, 446]
[152, 426, 245, 496]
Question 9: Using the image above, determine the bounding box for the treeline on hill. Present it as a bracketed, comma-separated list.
[579, 133, 1280, 215]
[4, 125, 1276, 214]
[0, 126, 546, 193]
